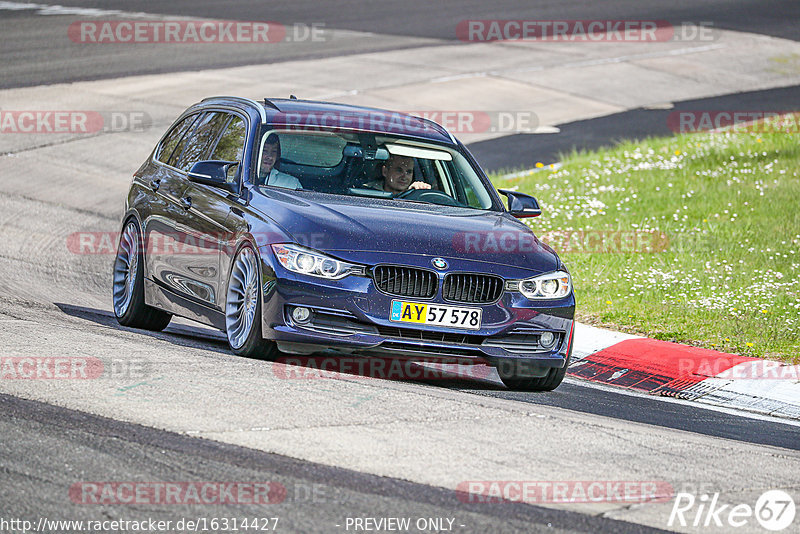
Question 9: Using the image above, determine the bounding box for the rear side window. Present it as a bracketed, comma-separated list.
[157, 114, 199, 166]
[210, 116, 247, 182]
[176, 112, 230, 172]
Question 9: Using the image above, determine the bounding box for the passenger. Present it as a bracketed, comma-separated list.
[364, 155, 432, 194]
[258, 133, 302, 189]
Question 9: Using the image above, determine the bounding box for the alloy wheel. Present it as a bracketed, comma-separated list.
[226, 247, 259, 350]
[112, 221, 139, 318]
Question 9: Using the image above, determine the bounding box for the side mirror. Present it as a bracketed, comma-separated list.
[498, 189, 542, 218]
[187, 160, 239, 194]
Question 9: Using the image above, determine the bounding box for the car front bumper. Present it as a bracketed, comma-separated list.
[258, 249, 575, 369]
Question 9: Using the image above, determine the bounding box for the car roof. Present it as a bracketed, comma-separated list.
[199, 96, 457, 145]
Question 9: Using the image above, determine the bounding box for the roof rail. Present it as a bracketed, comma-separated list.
[201, 96, 267, 124]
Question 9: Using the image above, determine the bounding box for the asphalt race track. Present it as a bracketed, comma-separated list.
[1, 2, 799, 533]
[3, 0, 799, 89]
[1, 393, 673, 534]
[469, 84, 800, 170]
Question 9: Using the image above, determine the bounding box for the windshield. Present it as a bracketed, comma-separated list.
[255, 129, 497, 210]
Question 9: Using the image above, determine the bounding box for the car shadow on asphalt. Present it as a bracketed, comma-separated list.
[54, 302, 232, 355]
[54, 302, 507, 390]
[271, 354, 506, 390]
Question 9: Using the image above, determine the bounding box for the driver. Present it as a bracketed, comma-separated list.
[258, 133, 301, 189]
[364, 155, 431, 194]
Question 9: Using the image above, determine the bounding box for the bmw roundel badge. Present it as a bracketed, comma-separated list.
[431, 257, 448, 270]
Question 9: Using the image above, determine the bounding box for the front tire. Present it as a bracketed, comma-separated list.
[225, 244, 277, 359]
[497, 348, 572, 392]
[112, 219, 172, 331]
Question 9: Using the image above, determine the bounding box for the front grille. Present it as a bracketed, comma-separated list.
[376, 325, 484, 345]
[373, 265, 437, 298]
[443, 273, 504, 303]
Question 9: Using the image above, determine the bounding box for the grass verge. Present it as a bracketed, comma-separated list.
[490, 119, 800, 361]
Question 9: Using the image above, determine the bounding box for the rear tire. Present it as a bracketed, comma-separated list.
[112, 219, 172, 331]
[225, 244, 278, 359]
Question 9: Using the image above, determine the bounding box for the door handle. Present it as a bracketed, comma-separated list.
[150, 179, 161, 192]
[180, 197, 192, 210]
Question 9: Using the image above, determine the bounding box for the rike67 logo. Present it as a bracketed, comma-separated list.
[669, 490, 796, 531]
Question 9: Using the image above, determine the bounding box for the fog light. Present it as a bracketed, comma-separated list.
[292, 306, 312, 324]
[539, 331, 556, 349]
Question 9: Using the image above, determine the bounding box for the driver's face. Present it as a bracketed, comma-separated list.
[261, 143, 278, 174]
[382, 156, 414, 193]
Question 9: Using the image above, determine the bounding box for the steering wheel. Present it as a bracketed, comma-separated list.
[395, 188, 463, 207]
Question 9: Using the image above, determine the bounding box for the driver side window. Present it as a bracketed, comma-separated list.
[176, 112, 230, 172]
[210, 115, 247, 183]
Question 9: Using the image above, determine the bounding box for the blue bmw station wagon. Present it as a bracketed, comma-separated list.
[113, 96, 575, 390]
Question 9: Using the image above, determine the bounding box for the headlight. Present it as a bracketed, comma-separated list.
[271, 244, 364, 280]
[507, 271, 571, 299]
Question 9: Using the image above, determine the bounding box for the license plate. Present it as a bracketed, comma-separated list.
[390, 300, 482, 330]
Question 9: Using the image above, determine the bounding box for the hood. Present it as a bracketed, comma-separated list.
[251, 189, 559, 274]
